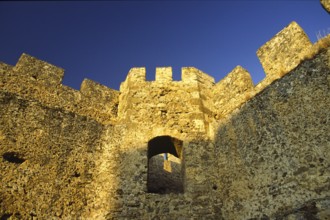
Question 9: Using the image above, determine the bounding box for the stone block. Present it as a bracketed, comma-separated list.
[257, 22, 312, 78]
[156, 67, 172, 82]
[13, 53, 64, 86]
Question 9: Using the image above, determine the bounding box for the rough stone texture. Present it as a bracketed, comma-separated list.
[118, 66, 213, 137]
[257, 21, 312, 78]
[212, 65, 254, 119]
[215, 48, 330, 219]
[148, 154, 183, 194]
[321, 0, 330, 13]
[0, 20, 330, 219]
[0, 53, 119, 124]
[0, 91, 104, 219]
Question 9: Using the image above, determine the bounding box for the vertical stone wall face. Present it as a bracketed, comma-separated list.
[0, 19, 329, 219]
[0, 91, 104, 219]
[215, 48, 330, 219]
[107, 66, 221, 218]
[118, 66, 213, 138]
[0, 54, 119, 124]
[147, 154, 183, 194]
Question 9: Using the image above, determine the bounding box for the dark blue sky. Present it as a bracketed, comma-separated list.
[0, 1, 329, 90]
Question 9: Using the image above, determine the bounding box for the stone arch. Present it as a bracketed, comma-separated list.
[147, 135, 184, 194]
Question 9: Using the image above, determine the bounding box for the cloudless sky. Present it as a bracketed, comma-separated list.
[0, 1, 329, 90]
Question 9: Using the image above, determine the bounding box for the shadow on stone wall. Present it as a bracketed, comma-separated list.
[213, 48, 330, 219]
[0, 91, 104, 219]
[105, 47, 329, 219]
[0, 23, 329, 220]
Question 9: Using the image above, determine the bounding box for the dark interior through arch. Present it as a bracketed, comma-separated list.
[147, 135, 184, 194]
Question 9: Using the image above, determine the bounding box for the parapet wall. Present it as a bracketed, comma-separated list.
[1, 22, 329, 128]
[212, 65, 254, 119]
[0, 54, 119, 124]
[0, 89, 105, 219]
[117, 21, 330, 126]
[117, 66, 215, 138]
[257, 22, 312, 78]
[119, 66, 215, 89]
[211, 21, 330, 121]
[0, 18, 329, 219]
[215, 46, 330, 219]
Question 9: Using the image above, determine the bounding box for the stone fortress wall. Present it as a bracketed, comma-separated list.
[0, 17, 330, 220]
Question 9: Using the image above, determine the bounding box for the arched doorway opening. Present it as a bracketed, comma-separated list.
[147, 136, 184, 194]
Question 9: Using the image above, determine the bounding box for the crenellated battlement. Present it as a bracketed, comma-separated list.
[0, 54, 119, 124]
[156, 67, 172, 82]
[120, 66, 215, 87]
[1, 9, 330, 218]
[1, 21, 329, 126]
[116, 21, 329, 123]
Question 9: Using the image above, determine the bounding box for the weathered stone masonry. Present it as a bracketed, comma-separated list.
[0, 20, 329, 219]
